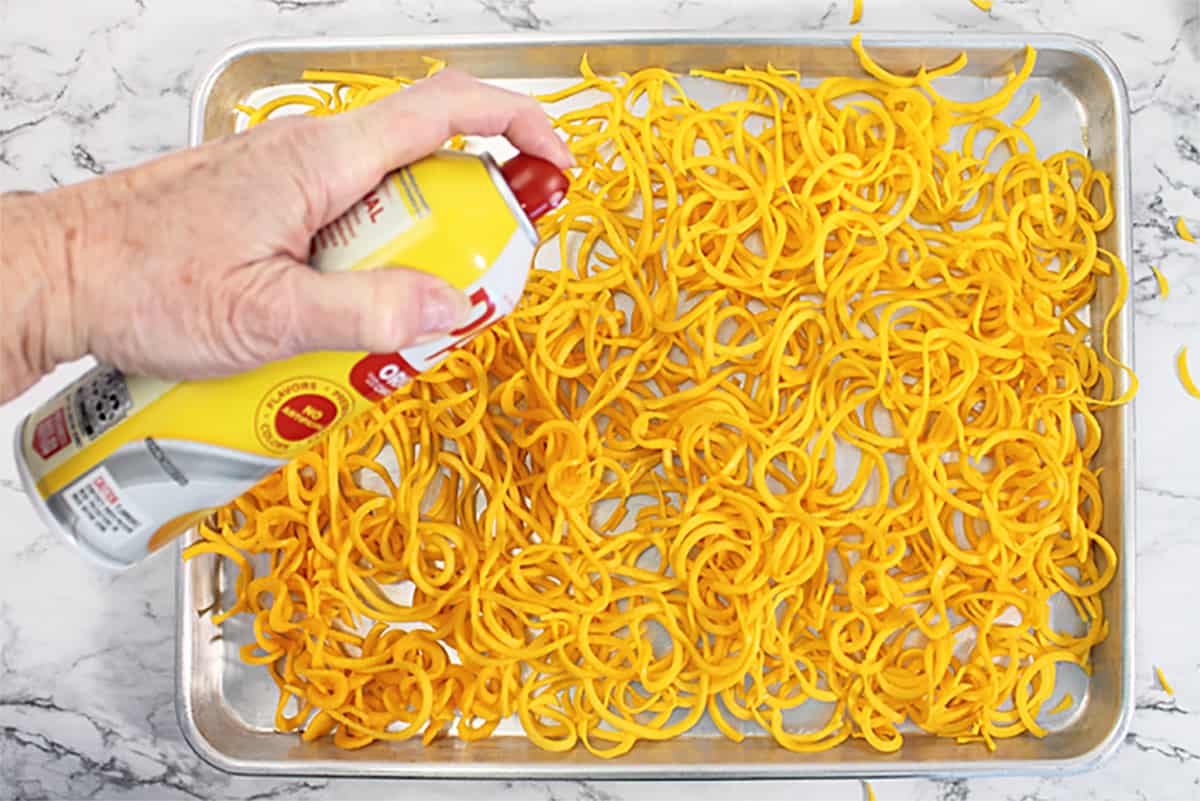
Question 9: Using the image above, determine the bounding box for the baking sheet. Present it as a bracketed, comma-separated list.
[178, 32, 1135, 778]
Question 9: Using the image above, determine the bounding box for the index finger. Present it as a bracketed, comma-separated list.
[313, 69, 574, 219]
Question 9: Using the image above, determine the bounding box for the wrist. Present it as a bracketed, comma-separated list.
[0, 188, 91, 401]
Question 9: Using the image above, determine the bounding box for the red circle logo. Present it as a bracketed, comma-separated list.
[273, 393, 338, 442]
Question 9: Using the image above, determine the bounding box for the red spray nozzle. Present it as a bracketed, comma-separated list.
[500, 154, 570, 223]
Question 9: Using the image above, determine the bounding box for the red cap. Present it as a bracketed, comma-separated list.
[500, 154, 570, 222]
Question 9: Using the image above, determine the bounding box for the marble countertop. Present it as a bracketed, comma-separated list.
[1, 0, 1198, 798]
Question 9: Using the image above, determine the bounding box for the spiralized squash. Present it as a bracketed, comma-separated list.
[187, 39, 1134, 756]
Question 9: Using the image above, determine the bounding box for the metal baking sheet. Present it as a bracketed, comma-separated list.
[177, 32, 1135, 779]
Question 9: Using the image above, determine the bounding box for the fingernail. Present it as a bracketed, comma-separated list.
[547, 133, 575, 168]
[418, 284, 471, 337]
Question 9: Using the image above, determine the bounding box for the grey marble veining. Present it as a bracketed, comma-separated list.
[2, 0, 1199, 798]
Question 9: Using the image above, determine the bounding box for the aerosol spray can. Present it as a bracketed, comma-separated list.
[14, 151, 569, 569]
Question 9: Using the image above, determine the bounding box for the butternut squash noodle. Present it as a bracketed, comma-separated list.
[1150, 266, 1169, 299]
[186, 39, 1135, 756]
[1154, 665, 1175, 696]
[1178, 216, 1195, 243]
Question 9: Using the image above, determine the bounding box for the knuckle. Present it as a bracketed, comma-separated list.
[359, 273, 423, 351]
[218, 266, 306, 364]
[426, 67, 472, 92]
[261, 116, 328, 231]
[257, 115, 316, 156]
[268, 272, 311, 355]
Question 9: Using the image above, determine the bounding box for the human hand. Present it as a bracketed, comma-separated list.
[0, 69, 572, 402]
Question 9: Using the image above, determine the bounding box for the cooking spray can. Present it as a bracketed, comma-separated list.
[14, 151, 569, 569]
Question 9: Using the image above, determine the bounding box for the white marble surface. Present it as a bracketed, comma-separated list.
[1, 0, 1198, 798]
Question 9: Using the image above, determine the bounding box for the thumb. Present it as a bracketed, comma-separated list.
[271, 263, 472, 357]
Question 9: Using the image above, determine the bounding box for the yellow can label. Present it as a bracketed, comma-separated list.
[15, 151, 537, 569]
